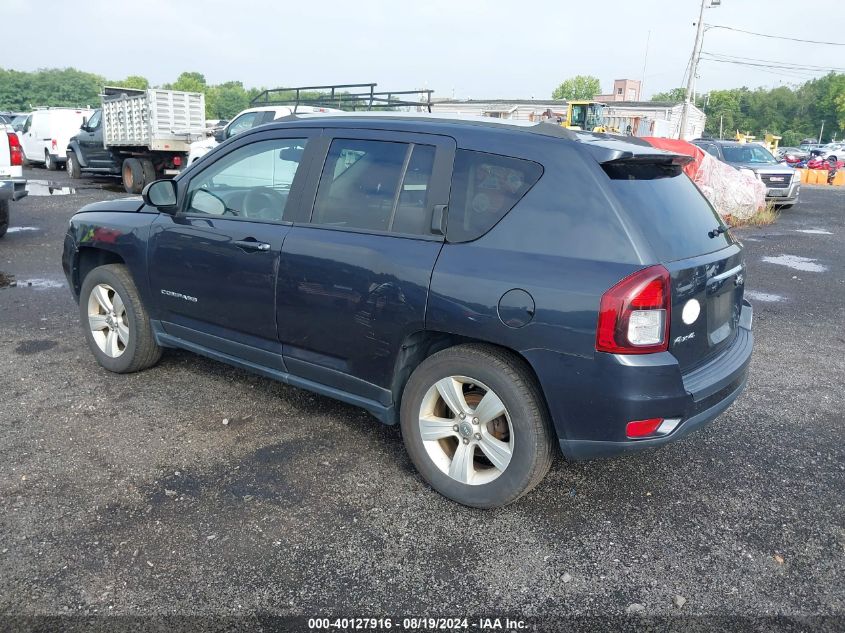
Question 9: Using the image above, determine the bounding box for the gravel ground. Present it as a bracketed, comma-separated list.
[1, 169, 843, 631]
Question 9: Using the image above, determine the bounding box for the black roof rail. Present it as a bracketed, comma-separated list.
[249, 83, 434, 113]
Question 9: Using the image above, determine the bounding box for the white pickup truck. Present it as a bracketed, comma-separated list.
[0, 128, 28, 237]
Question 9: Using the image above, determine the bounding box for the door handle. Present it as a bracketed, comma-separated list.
[233, 239, 271, 252]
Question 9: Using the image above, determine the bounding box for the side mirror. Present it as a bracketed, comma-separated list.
[81, 117, 88, 129]
[214, 129, 226, 142]
[142, 179, 178, 213]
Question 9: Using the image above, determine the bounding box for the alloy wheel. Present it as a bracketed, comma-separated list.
[418, 376, 514, 485]
[87, 283, 128, 358]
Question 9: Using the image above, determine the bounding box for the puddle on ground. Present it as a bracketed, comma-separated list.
[0, 272, 64, 289]
[6, 226, 39, 232]
[25, 180, 75, 196]
[795, 229, 833, 235]
[24, 178, 125, 196]
[745, 290, 785, 302]
[761, 254, 828, 273]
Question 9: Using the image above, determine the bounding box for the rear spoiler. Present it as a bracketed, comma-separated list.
[574, 133, 694, 166]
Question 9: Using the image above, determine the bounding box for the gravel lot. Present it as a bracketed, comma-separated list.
[1, 168, 843, 629]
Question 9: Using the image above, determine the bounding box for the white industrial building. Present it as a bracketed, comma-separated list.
[428, 99, 707, 140]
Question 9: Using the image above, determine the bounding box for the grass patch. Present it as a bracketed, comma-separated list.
[725, 202, 780, 228]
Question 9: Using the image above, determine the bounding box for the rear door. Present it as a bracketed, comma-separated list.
[604, 160, 744, 371]
[278, 129, 454, 396]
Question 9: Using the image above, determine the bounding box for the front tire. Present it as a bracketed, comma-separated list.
[66, 152, 81, 179]
[400, 344, 554, 508]
[79, 264, 162, 373]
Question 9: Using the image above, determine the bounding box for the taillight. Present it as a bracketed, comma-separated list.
[172, 155, 182, 167]
[51, 139, 58, 150]
[596, 265, 671, 354]
[7, 132, 22, 166]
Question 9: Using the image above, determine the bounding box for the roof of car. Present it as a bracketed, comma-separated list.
[236, 112, 687, 165]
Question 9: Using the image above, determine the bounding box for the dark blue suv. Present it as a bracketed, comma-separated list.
[62, 115, 753, 508]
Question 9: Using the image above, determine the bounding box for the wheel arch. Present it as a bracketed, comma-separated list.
[390, 330, 557, 438]
[73, 246, 126, 299]
[66, 141, 87, 167]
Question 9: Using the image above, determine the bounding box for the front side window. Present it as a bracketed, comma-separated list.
[22, 116, 31, 133]
[86, 110, 102, 130]
[446, 150, 543, 242]
[312, 139, 436, 235]
[184, 138, 309, 222]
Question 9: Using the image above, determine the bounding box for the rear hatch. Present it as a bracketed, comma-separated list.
[602, 158, 744, 372]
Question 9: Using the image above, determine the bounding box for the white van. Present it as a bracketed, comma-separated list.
[19, 108, 94, 170]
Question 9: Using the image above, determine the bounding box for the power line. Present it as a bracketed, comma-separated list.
[701, 53, 845, 74]
[703, 51, 845, 71]
[705, 24, 845, 46]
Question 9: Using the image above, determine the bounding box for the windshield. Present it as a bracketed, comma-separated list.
[721, 144, 777, 164]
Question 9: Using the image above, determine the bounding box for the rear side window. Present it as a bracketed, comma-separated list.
[312, 139, 436, 235]
[605, 163, 731, 261]
[447, 150, 542, 242]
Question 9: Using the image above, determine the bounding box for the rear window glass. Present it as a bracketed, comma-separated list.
[604, 163, 731, 262]
[447, 150, 542, 242]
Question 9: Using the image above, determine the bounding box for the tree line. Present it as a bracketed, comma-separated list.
[0, 68, 261, 120]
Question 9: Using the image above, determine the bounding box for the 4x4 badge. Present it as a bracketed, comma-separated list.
[674, 332, 696, 345]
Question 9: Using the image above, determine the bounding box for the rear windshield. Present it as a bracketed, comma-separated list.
[605, 163, 731, 262]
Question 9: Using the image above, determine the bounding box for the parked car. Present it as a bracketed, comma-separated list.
[693, 139, 800, 207]
[810, 143, 845, 162]
[0, 129, 28, 237]
[775, 146, 809, 162]
[66, 88, 206, 193]
[18, 108, 95, 170]
[62, 115, 753, 508]
[187, 105, 340, 164]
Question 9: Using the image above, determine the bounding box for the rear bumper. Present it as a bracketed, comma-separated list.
[529, 301, 753, 461]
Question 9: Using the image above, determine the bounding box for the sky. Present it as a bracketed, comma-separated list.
[4, 0, 843, 100]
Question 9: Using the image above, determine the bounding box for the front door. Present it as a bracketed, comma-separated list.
[278, 130, 455, 399]
[78, 110, 109, 167]
[147, 130, 318, 368]
[20, 115, 37, 162]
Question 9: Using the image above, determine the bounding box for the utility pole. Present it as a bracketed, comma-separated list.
[679, 0, 712, 140]
[818, 120, 825, 144]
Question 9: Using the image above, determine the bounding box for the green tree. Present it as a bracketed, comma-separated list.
[206, 81, 250, 119]
[165, 71, 207, 93]
[551, 75, 601, 100]
[651, 87, 686, 103]
[0, 67, 104, 110]
[110, 75, 149, 90]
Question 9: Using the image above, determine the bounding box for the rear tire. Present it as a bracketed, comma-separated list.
[66, 152, 81, 179]
[79, 264, 162, 373]
[45, 150, 58, 171]
[122, 158, 144, 194]
[141, 159, 156, 186]
[400, 344, 554, 508]
[0, 199, 9, 238]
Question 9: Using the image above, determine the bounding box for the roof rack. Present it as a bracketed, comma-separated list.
[249, 83, 434, 113]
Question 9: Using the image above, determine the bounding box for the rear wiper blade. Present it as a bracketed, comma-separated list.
[708, 225, 730, 238]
